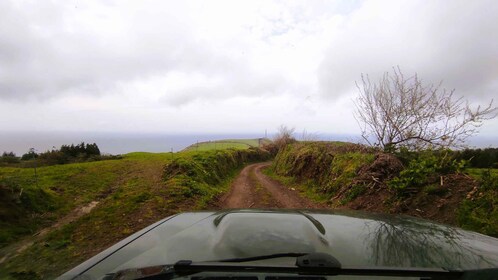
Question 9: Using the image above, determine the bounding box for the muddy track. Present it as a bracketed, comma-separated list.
[219, 162, 326, 209]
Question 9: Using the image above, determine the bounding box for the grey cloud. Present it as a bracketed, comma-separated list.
[0, 0, 362, 104]
[0, 1, 239, 101]
[318, 0, 498, 102]
[161, 71, 289, 106]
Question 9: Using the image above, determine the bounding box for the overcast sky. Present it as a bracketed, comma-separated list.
[1, 0, 497, 137]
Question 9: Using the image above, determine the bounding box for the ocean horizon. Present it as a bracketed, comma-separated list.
[0, 131, 496, 156]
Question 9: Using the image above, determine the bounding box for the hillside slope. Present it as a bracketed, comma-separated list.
[269, 142, 497, 237]
[0, 148, 269, 279]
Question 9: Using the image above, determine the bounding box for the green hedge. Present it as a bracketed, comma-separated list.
[163, 148, 271, 202]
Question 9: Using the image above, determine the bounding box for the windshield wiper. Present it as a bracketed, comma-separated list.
[106, 253, 497, 280]
[211, 253, 309, 263]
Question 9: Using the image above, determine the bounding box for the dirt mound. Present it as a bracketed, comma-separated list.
[329, 153, 402, 206]
[396, 174, 477, 225]
[357, 153, 404, 181]
[341, 172, 478, 226]
[338, 153, 474, 224]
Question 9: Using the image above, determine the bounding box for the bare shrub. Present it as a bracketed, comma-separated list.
[273, 125, 297, 151]
[354, 67, 497, 151]
[300, 129, 320, 141]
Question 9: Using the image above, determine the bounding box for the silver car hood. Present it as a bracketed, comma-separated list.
[59, 209, 498, 280]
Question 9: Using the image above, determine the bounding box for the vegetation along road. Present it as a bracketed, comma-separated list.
[1, 138, 497, 279]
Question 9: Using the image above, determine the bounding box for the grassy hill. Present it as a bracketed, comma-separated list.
[182, 138, 271, 152]
[0, 147, 270, 279]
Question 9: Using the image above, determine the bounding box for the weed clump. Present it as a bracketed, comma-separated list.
[388, 150, 466, 195]
[457, 169, 498, 237]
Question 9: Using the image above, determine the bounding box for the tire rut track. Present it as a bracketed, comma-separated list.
[220, 162, 326, 209]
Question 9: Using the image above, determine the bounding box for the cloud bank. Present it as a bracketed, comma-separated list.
[0, 0, 497, 135]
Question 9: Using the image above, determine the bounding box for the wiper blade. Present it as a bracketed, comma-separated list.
[211, 253, 309, 263]
[107, 253, 497, 280]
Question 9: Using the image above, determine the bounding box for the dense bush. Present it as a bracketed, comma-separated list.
[36, 142, 102, 165]
[452, 148, 498, 168]
[38, 150, 69, 165]
[457, 169, 498, 237]
[21, 149, 38, 161]
[59, 142, 100, 157]
[388, 150, 466, 194]
[0, 151, 20, 164]
[3, 143, 104, 167]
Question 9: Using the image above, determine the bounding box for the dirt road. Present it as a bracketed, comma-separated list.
[219, 162, 325, 209]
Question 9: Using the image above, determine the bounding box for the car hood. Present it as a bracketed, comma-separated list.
[59, 209, 498, 279]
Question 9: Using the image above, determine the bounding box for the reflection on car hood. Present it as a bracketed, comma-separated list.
[59, 209, 498, 279]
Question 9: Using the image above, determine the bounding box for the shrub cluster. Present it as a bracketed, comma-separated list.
[457, 169, 498, 237]
[388, 149, 466, 194]
[0, 151, 19, 164]
[452, 148, 498, 168]
[1, 143, 109, 167]
[36, 142, 101, 165]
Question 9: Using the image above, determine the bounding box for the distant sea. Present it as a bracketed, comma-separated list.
[0, 131, 496, 156]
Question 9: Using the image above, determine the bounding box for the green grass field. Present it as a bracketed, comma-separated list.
[466, 167, 498, 178]
[0, 147, 269, 279]
[182, 138, 271, 152]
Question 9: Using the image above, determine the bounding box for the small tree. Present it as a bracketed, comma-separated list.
[21, 148, 39, 161]
[354, 67, 497, 151]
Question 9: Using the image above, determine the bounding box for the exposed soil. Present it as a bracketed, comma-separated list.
[264, 148, 480, 228]
[219, 162, 326, 209]
[338, 173, 477, 226]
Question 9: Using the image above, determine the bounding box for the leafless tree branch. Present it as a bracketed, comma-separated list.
[354, 67, 497, 151]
